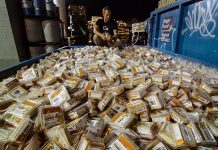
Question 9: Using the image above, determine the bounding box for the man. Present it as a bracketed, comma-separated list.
[93, 6, 121, 47]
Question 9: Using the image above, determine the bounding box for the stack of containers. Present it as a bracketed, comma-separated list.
[131, 22, 147, 45]
[21, 0, 56, 16]
[21, 0, 62, 57]
[158, 0, 176, 9]
[21, 0, 34, 15]
[117, 20, 129, 43]
[68, 5, 88, 45]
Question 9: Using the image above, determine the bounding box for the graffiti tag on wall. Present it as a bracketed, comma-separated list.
[185, 0, 218, 38]
[161, 16, 174, 42]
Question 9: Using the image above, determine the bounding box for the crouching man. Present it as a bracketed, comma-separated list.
[93, 6, 122, 47]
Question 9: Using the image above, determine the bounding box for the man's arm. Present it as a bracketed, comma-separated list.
[94, 25, 106, 41]
[112, 29, 118, 40]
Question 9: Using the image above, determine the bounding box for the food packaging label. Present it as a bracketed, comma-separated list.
[48, 85, 70, 106]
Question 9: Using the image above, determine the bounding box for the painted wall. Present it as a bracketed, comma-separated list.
[151, 0, 218, 66]
[0, 0, 19, 69]
[156, 9, 179, 52]
[178, 0, 218, 65]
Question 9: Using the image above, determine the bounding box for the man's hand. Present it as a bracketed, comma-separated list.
[106, 34, 112, 41]
[100, 34, 107, 41]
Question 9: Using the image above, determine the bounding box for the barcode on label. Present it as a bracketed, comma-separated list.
[14, 90, 20, 94]
[115, 106, 120, 110]
[148, 100, 156, 106]
[113, 105, 121, 112]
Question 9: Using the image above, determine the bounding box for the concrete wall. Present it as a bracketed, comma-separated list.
[0, 0, 19, 69]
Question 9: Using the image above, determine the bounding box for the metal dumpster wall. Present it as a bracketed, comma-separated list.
[150, 0, 218, 66]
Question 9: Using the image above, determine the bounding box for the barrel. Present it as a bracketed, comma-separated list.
[21, 0, 34, 15]
[54, 0, 67, 36]
[25, 19, 44, 42]
[33, 0, 45, 16]
[53, 0, 67, 22]
[29, 46, 45, 57]
[42, 20, 61, 42]
[45, 0, 55, 17]
[44, 45, 59, 53]
[54, 6, 60, 18]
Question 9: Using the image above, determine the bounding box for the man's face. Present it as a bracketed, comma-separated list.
[103, 10, 111, 23]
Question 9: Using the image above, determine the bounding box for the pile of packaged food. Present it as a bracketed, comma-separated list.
[132, 22, 145, 33]
[117, 20, 129, 42]
[68, 5, 86, 16]
[158, 0, 176, 9]
[91, 16, 102, 27]
[88, 16, 102, 31]
[0, 46, 218, 150]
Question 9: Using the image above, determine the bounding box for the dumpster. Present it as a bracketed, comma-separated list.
[150, 0, 218, 66]
[0, 45, 218, 149]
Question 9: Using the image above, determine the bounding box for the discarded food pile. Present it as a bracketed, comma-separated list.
[0, 46, 218, 150]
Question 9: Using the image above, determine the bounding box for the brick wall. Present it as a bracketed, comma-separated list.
[0, 0, 19, 69]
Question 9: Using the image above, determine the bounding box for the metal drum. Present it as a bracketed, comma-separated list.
[42, 20, 61, 42]
[25, 19, 44, 42]
[54, 6, 60, 18]
[33, 0, 45, 16]
[45, 0, 55, 17]
[54, 0, 67, 36]
[44, 44, 59, 53]
[29, 46, 45, 57]
[21, 0, 34, 15]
